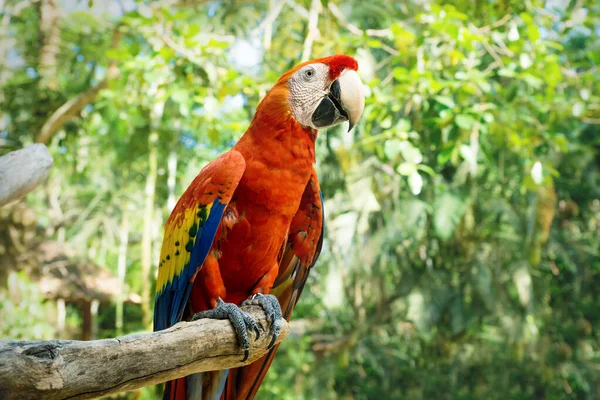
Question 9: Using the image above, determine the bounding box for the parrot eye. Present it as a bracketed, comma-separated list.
[302, 67, 316, 81]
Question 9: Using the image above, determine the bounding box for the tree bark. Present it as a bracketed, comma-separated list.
[115, 206, 130, 336]
[91, 299, 99, 340]
[35, 82, 108, 145]
[81, 301, 92, 341]
[166, 148, 178, 212]
[0, 305, 288, 400]
[38, 0, 61, 91]
[0, 144, 54, 207]
[301, 0, 321, 62]
[56, 298, 66, 336]
[141, 130, 160, 329]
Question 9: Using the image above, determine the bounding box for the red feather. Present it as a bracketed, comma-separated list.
[275, 54, 359, 86]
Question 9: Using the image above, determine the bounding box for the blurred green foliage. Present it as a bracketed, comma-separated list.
[0, 0, 599, 399]
[0, 272, 55, 340]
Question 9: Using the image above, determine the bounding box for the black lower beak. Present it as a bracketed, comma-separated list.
[311, 80, 350, 130]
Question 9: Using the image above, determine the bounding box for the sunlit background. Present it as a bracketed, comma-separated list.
[1, 0, 599, 399]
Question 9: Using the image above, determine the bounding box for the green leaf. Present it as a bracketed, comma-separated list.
[400, 143, 422, 164]
[367, 39, 381, 48]
[159, 47, 175, 61]
[417, 164, 436, 177]
[397, 162, 416, 176]
[106, 49, 129, 60]
[459, 145, 475, 164]
[380, 116, 393, 129]
[527, 24, 540, 42]
[483, 112, 494, 123]
[437, 147, 454, 165]
[521, 74, 543, 88]
[390, 23, 415, 49]
[450, 297, 465, 335]
[393, 67, 409, 82]
[171, 88, 190, 108]
[455, 114, 475, 130]
[185, 23, 201, 38]
[474, 263, 494, 309]
[433, 192, 466, 240]
[396, 199, 429, 240]
[384, 139, 402, 160]
[396, 118, 411, 133]
[408, 171, 423, 195]
[498, 68, 516, 77]
[551, 134, 568, 152]
[435, 96, 456, 108]
[513, 264, 532, 306]
[530, 161, 543, 185]
[207, 38, 230, 49]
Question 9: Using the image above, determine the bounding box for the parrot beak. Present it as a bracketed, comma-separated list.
[311, 69, 365, 132]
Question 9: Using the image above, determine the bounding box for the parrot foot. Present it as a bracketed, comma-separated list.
[191, 298, 261, 362]
[242, 293, 283, 350]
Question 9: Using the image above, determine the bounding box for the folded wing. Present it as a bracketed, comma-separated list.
[154, 150, 246, 332]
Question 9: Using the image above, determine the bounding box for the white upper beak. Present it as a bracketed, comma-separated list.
[337, 69, 365, 131]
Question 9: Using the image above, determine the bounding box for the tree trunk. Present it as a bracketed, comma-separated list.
[56, 298, 66, 337]
[81, 301, 92, 341]
[115, 207, 130, 336]
[166, 148, 178, 212]
[91, 300, 99, 340]
[141, 96, 163, 328]
[301, 0, 321, 62]
[38, 0, 61, 91]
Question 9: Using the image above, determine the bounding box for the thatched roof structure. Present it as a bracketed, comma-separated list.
[1, 202, 140, 305]
[34, 241, 141, 304]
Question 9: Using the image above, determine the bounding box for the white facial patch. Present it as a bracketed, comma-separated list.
[288, 63, 330, 129]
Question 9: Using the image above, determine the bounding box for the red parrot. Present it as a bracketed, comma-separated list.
[153, 55, 365, 400]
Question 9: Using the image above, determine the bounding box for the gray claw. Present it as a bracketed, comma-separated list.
[242, 294, 283, 349]
[192, 298, 259, 361]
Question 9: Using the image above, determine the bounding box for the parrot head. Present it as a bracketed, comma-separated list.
[258, 55, 365, 133]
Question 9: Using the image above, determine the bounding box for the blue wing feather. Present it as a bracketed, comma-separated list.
[154, 198, 227, 331]
[169, 200, 226, 328]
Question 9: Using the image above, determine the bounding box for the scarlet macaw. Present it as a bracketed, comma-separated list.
[154, 55, 365, 400]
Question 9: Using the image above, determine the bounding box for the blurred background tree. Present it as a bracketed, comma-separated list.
[0, 0, 598, 399]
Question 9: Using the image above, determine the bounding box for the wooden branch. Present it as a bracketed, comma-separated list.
[166, 0, 213, 7]
[251, 0, 285, 37]
[0, 144, 54, 207]
[35, 81, 107, 145]
[301, 0, 321, 62]
[472, 14, 511, 33]
[327, 3, 392, 39]
[159, 32, 234, 66]
[284, 0, 310, 19]
[0, 305, 289, 400]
